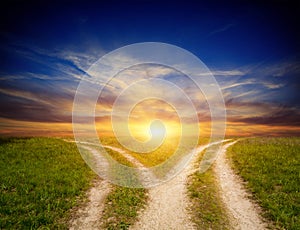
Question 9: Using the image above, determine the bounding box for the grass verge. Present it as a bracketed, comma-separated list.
[187, 139, 231, 230]
[0, 137, 94, 229]
[187, 167, 231, 229]
[101, 187, 147, 229]
[227, 137, 300, 230]
[100, 148, 148, 229]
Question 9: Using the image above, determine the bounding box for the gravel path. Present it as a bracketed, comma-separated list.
[214, 141, 267, 230]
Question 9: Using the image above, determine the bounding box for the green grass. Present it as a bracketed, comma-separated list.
[0, 137, 94, 229]
[99, 136, 181, 167]
[101, 187, 147, 230]
[0, 137, 148, 230]
[187, 142, 231, 230]
[100, 148, 147, 230]
[99, 136, 206, 167]
[188, 169, 231, 230]
[227, 137, 300, 230]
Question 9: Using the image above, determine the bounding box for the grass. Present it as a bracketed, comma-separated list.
[188, 169, 231, 229]
[100, 148, 147, 230]
[0, 137, 148, 230]
[0, 137, 94, 229]
[99, 136, 206, 167]
[187, 143, 231, 230]
[227, 137, 300, 230]
[99, 136, 181, 167]
[102, 136, 214, 178]
[101, 187, 147, 230]
[129, 138, 181, 167]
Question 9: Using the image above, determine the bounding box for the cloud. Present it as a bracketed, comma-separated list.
[221, 81, 255, 90]
[3, 41, 100, 83]
[233, 110, 300, 126]
[225, 122, 300, 137]
[1, 40, 299, 137]
[208, 23, 236, 37]
[211, 70, 245, 76]
[53, 48, 105, 71]
[215, 60, 300, 108]
[255, 61, 300, 78]
[221, 80, 285, 91]
[262, 82, 285, 89]
[0, 76, 76, 123]
[0, 92, 72, 123]
[226, 98, 300, 126]
[0, 118, 73, 136]
[0, 72, 71, 82]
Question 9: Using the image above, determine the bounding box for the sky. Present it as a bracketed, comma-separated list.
[0, 0, 299, 137]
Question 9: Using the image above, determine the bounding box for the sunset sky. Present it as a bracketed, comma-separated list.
[0, 0, 299, 137]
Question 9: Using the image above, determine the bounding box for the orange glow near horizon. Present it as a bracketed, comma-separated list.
[1, 117, 299, 138]
[127, 99, 182, 141]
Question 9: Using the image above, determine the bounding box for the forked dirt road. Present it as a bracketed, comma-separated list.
[68, 139, 267, 230]
[130, 141, 228, 230]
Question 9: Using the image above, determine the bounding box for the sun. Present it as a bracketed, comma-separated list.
[148, 120, 166, 139]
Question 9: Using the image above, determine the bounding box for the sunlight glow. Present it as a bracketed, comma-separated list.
[148, 120, 166, 139]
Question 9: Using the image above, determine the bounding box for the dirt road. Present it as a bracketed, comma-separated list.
[214, 141, 267, 230]
[69, 145, 112, 229]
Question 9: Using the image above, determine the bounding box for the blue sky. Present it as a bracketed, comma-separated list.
[0, 0, 299, 136]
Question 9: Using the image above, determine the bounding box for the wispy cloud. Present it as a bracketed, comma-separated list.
[53, 48, 105, 71]
[208, 23, 236, 37]
[196, 69, 246, 77]
[221, 81, 255, 90]
[211, 69, 245, 76]
[0, 117, 73, 136]
[228, 103, 300, 127]
[262, 82, 285, 89]
[216, 60, 300, 102]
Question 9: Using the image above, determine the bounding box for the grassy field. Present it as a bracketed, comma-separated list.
[0, 137, 148, 229]
[227, 137, 300, 230]
[5, 136, 297, 229]
[0, 137, 94, 229]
